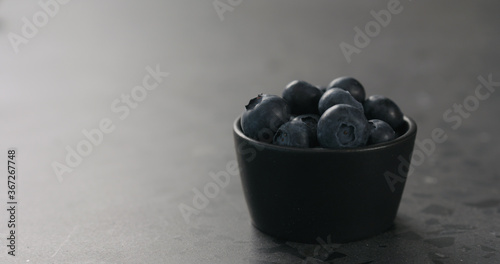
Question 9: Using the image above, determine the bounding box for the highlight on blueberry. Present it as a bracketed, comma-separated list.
[328, 76, 365, 103]
[318, 88, 363, 115]
[367, 119, 396, 145]
[282, 80, 322, 115]
[364, 95, 404, 129]
[317, 104, 370, 149]
[241, 94, 290, 143]
[318, 86, 327, 95]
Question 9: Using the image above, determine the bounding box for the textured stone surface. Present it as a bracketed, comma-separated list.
[1, 0, 499, 263]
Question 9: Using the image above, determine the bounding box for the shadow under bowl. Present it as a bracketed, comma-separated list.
[233, 116, 417, 243]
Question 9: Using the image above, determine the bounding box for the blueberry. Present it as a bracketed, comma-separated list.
[241, 94, 291, 143]
[367, 119, 396, 145]
[292, 114, 320, 146]
[292, 114, 319, 129]
[282, 80, 322, 115]
[317, 104, 369, 149]
[318, 88, 363, 115]
[363, 95, 404, 129]
[273, 120, 314, 148]
[328, 77, 365, 103]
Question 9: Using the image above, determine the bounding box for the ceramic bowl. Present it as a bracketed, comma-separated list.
[233, 116, 417, 243]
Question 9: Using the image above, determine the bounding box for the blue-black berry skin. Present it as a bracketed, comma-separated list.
[293, 114, 319, 129]
[318, 88, 363, 115]
[292, 114, 319, 146]
[328, 77, 366, 103]
[317, 104, 370, 149]
[273, 120, 314, 148]
[282, 80, 322, 115]
[241, 94, 290, 143]
[367, 119, 396, 145]
[363, 95, 404, 129]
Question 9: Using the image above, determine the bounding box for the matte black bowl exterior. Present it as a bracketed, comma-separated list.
[233, 116, 417, 243]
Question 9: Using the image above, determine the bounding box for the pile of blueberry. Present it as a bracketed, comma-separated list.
[240, 77, 404, 149]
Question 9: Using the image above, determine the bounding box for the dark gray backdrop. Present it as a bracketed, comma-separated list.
[1, 0, 499, 263]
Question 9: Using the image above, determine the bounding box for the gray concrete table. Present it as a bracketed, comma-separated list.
[1, 0, 499, 263]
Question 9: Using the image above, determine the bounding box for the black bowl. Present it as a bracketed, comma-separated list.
[233, 116, 417, 243]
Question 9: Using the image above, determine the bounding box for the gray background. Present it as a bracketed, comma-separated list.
[1, 0, 499, 263]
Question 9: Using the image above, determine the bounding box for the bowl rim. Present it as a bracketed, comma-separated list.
[233, 115, 417, 153]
